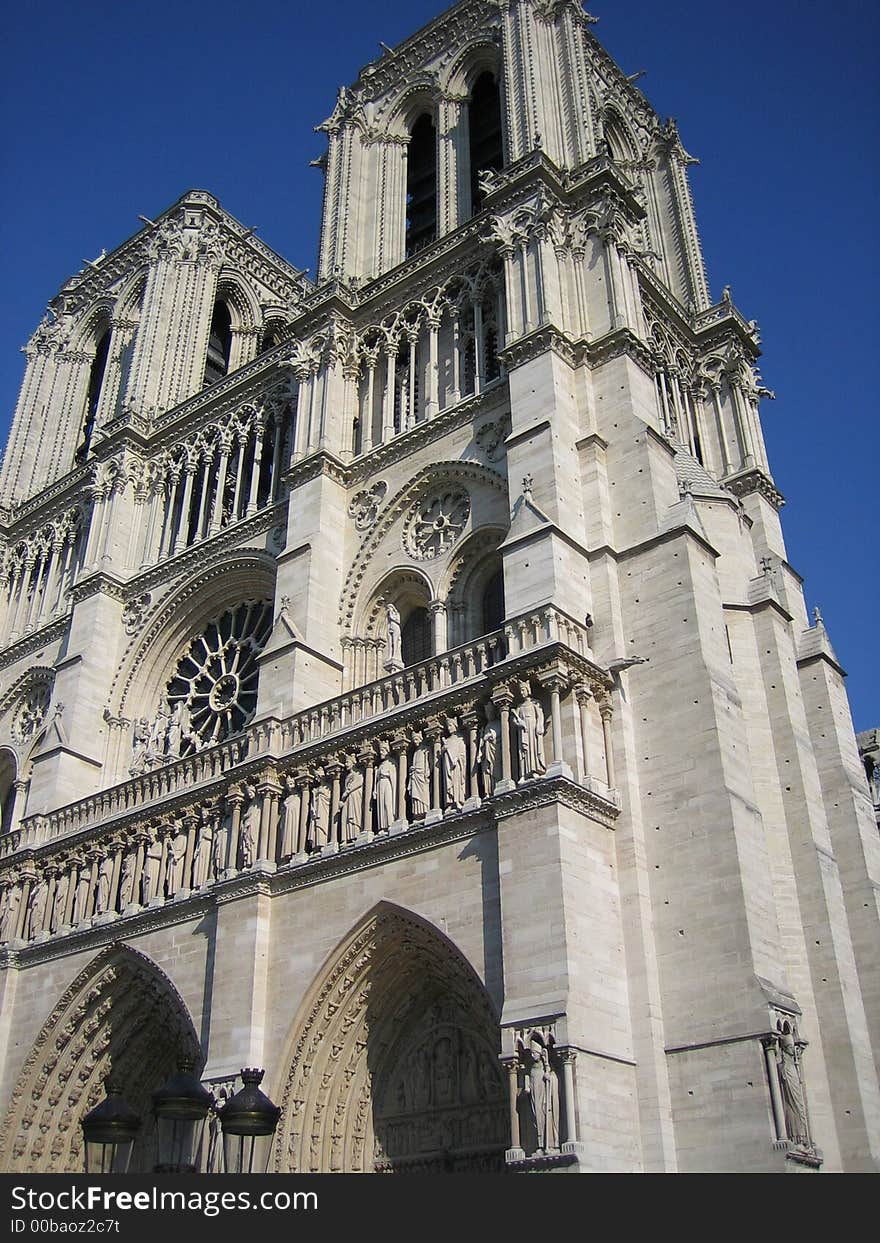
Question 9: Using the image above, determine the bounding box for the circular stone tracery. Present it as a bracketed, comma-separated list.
[165, 600, 272, 752]
[404, 489, 470, 561]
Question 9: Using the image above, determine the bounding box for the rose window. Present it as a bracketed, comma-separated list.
[165, 600, 272, 753]
[404, 489, 470, 560]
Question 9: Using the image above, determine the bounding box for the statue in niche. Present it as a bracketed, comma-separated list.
[775, 1021, 809, 1146]
[406, 1044, 431, 1112]
[50, 868, 70, 931]
[129, 718, 151, 776]
[140, 835, 163, 904]
[0, 883, 21, 941]
[460, 1038, 480, 1103]
[477, 702, 500, 797]
[384, 602, 403, 671]
[73, 860, 92, 922]
[307, 771, 331, 850]
[374, 742, 396, 829]
[117, 848, 137, 909]
[166, 700, 193, 760]
[511, 680, 547, 780]
[340, 756, 364, 842]
[523, 1037, 560, 1153]
[147, 698, 171, 765]
[279, 777, 300, 857]
[25, 874, 49, 938]
[165, 825, 188, 895]
[239, 786, 260, 868]
[433, 1036, 456, 1106]
[191, 808, 213, 888]
[442, 717, 467, 810]
[408, 729, 430, 818]
[212, 805, 230, 878]
[94, 855, 114, 915]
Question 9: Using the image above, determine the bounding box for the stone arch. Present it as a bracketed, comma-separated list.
[108, 550, 276, 724]
[0, 746, 17, 835]
[444, 37, 503, 98]
[0, 943, 201, 1173]
[214, 268, 261, 332]
[338, 461, 507, 635]
[357, 566, 435, 642]
[442, 526, 507, 646]
[273, 902, 507, 1174]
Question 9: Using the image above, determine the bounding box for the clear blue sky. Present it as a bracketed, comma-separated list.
[2, 1, 876, 730]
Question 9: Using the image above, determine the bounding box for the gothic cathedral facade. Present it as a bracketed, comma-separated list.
[0, 0, 877, 1174]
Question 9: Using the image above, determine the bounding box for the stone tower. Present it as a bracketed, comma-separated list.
[0, 0, 877, 1174]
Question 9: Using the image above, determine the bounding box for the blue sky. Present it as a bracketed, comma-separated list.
[2, 1, 876, 730]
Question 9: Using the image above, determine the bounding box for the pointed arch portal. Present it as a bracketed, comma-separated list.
[275, 904, 507, 1173]
[0, 944, 201, 1173]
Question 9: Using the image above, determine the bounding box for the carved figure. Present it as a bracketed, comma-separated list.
[374, 743, 396, 829]
[511, 681, 547, 780]
[477, 703, 500, 797]
[117, 850, 137, 909]
[191, 809, 213, 888]
[73, 861, 92, 923]
[384, 602, 402, 669]
[147, 699, 171, 764]
[165, 827, 188, 895]
[239, 786, 260, 868]
[442, 717, 467, 810]
[129, 718, 151, 776]
[340, 758, 364, 842]
[25, 875, 49, 938]
[212, 808, 230, 878]
[141, 836, 163, 904]
[0, 883, 21, 941]
[280, 778, 300, 857]
[776, 1022, 809, 1146]
[94, 856, 114, 915]
[525, 1038, 559, 1153]
[308, 773, 331, 850]
[50, 869, 70, 930]
[408, 729, 430, 818]
[166, 700, 192, 760]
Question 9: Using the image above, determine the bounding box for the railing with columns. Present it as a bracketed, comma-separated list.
[0, 607, 619, 946]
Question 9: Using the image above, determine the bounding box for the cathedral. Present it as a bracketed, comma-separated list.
[0, 0, 877, 1175]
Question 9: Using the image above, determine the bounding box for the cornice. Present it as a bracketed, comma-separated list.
[0, 468, 91, 538]
[499, 324, 580, 371]
[723, 468, 785, 510]
[584, 327, 655, 376]
[68, 571, 128, 606]
[0, 618, 68, 673]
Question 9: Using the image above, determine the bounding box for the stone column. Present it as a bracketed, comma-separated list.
[762, 1037, 786, 1143]
[359, 745, 375, 840]
[537, 671, 572, 779]
[491, 685, 516, 794]
[225, 790, 244, 873]
[557, 1048, 579, 1145]
[425, 722, 443, 822]
[430, 599, 448, 657]
[391, 734, 409, 833]
[426, 317, 440, 417]
[461, 709, 481, 809]
[296, 773, 311, 856]
[502, 1057, 525, 1161]
[574, 683, 593, 781]
[327, 760, 342, 846]
[599, 699, 616, 789]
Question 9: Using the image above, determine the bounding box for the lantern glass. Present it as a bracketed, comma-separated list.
[153, 1062, 214, 1173]
[218, 1068, 280, 1174]
[80, 1082, 140, 1174]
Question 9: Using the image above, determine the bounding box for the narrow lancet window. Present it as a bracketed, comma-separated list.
[75, 328, 111, 463]
[468, 72, 503, 215]
[203, 301, 232, 386]
[406, 114, 438, 258]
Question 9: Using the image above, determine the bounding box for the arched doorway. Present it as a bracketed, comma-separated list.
[275, 904, 507, 1173]
[0, 945, 201, 1173]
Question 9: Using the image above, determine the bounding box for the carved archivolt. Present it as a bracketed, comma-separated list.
[273, 903, 506, 1173]
[0, 943, 200, 1173]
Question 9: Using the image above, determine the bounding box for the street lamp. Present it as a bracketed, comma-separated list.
[153, 1060, 215, 1173]
[218, 1068, 280, 1173]
[80, 1080, 141, 1174]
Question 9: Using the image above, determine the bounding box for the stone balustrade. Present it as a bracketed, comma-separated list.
[0, 607, 616, 948]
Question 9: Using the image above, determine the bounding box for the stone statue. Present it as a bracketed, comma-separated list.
[384, 602, 402, 670]
[477, 702, 500, 797]
[212, 807, 230, 878]
[165, 826, 188, 895]
[339, 757, 364, 842]
[117, 849, 137, 909]
[279, 777, 300, 857]
[191, 809, 213, 888]
[73, 861, 92, 923]
[525, 1038, 559, 1153]
[141, 836, 163, 904]
[408, 729, 430, 818]
[0, 883, 21, 942]
[511, 680, 546, 780]
[308, 773, 331, 850]
[25, 875, 49, 939]
[94, 855, 114, 915]
[147, 698, 171, 765]
[130, 718, 151, 776]
[442, 717, 467, 810]
[374, 743, 396, 829]
[776, 1022, 809, 1146]
[166, 700, 192, 760]
[239, 786, 260, 868]
[50, 868, 70, 931]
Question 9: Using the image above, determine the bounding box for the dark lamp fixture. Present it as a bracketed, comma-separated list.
[153, 1060, 215, 1173]
[80, 1080, 141, 1174]
[219, 1068, 281, 1173]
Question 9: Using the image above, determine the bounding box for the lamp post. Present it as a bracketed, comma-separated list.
[80, 1080, 141, 1174]
[218, 1068, 281, 1173]
[153, 1060, 215, 1173]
